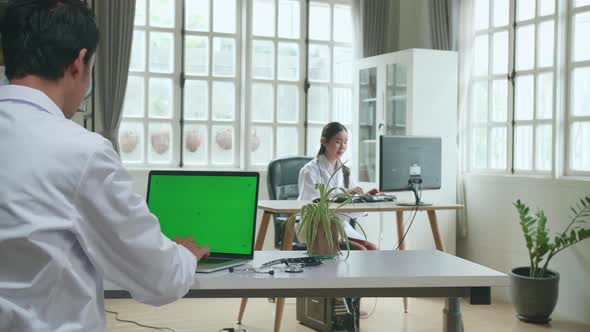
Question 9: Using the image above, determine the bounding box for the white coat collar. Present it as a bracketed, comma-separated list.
[317, 154, 342, 174]
[0, 84, 65, 119]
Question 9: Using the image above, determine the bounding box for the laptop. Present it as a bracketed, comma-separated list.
[146, 170, 259, 273]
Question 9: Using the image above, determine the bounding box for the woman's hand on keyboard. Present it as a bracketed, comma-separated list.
[367, 188, 383, 195]
[174, 236, 211, 260]
[348, 187, 364, 195]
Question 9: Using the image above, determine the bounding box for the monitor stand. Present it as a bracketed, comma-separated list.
[396, 183, 432, 206]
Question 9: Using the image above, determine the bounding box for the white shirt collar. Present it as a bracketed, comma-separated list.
[317, 154, 342, 174]
[0, 84, 65, 119]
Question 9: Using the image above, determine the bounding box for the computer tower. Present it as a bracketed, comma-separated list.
[296, 297, 359, 332]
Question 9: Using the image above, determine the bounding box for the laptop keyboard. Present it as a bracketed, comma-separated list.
[199, 258, 232, 264]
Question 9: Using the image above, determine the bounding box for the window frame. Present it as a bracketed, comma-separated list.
[244, 0, 308, 170]
[565, 0, 590, 177]
[180, 0, 243, 168]
[467, 0, 562, 176]
[468, 0, 513, 174]
[305, 0, 355, 162]
[121, 0, 183, 167]
[511, 0, 557, 176]
[120, 0, 353, 171]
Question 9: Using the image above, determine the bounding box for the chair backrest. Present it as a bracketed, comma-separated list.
[267, 156, 313, 201]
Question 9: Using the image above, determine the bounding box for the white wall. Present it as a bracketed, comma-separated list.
[459, 174, 590, 324]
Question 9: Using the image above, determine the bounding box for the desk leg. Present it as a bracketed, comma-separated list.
[281, 213, 295, 250]
[255, 211, 272, 251]
[273, 213, 295, 332]
[396, 211, 408, 313]
[237, 211, 272, 324]
[427, 210, 446, 252]
[443, 298, 463, 332]
[274, 297, 286, 332]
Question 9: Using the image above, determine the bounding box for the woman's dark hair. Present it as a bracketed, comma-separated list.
[0, 0, 99, 81]
[317, 122, 351, 188]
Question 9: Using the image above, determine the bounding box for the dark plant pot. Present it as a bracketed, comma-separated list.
[510, 267, 560, 324]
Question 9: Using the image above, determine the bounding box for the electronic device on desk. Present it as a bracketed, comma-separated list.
[313, 194, 396, 204]
[336, 194, 396, 204]
[146, 170, 260, 273]
[379, 135, 441, 206]
[261, 256, 322, 268]
[297, 297, 359, 332]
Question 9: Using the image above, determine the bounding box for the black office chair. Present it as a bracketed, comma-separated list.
[267, 156, 312, 250]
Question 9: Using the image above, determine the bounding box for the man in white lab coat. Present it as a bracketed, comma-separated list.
[0, 1, 209, 331]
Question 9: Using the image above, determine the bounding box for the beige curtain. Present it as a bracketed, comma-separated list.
[351, 0, 400, 58]
[96, 0, 136, 151]
[430, 0, 459, 50]
[456, 0, 473, 238]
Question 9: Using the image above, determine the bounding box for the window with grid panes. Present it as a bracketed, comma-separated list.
[306, 0, 354, 163]
[120, 0, 352, 169]
[120, 0, 241, 167]
[247, 0, 305, 167]
[469, 0, 510, 171]
[513, 0, 556, 173]
[120, 0, 181, 165]
[568, 0, 590, 174]
[469, 0, 556, 174]
[182, 0, 240, 167]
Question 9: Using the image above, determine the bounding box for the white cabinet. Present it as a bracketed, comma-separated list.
[353, 49, 459, 253]
[354, 49, 458, 189]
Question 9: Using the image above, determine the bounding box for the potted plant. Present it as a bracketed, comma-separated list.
[511, 196, 590, 323]
[288, 164, 366, 258]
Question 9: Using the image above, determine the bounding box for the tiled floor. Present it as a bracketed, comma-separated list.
[105, 297, 589, 331]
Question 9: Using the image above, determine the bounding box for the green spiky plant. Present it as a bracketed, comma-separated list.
[514, 196, 590, 278]
[287, 163, 367, 259]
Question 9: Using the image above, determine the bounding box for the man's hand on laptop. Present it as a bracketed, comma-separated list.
[174, 236, 211, 260]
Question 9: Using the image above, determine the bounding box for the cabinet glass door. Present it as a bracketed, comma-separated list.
[385, 63, 407, 135]
[358, 67, 377, 182]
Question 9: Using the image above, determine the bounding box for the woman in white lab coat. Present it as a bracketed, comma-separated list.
[298, 122, 379, 250]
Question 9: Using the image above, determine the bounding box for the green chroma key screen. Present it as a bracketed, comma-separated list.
[147, 172, 258, 255]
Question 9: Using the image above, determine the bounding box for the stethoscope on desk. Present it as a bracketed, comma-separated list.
[228, 266, 275, 275]
[229, 256, 321, 275]
[228, 265, 305, 275]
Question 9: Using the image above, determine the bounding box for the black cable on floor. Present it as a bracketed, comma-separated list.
[105, 309, 177, 332]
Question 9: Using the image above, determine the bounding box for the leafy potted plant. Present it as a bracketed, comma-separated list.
[288, 164, 366, 258]
[511, 196, 590, 323]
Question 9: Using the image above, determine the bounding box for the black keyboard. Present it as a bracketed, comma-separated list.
[331, 194, 396, 204]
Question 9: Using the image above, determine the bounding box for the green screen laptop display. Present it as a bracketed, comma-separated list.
[147, 172, 258, 256]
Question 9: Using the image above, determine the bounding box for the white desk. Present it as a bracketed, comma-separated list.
[255, 200, 463, 253]
[105, 250, 508, 332]
[242, 199, 464, 329]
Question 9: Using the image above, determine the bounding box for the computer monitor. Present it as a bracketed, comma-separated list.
[379, 135, 442, 206]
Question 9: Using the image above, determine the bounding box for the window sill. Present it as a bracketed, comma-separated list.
[463, 172, 590, 185]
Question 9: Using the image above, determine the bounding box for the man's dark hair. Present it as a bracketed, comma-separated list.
[0, 0, 99, 80]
